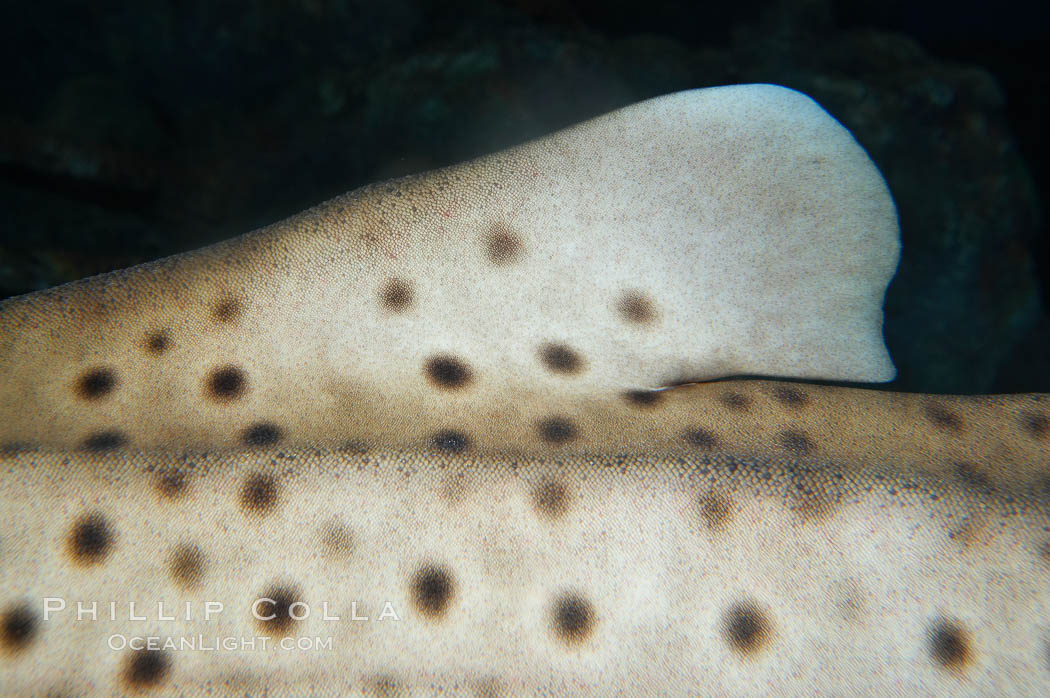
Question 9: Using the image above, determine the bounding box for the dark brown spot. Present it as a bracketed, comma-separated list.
[929, 618, 973, 671]
[925, 403, 963, 431]
[551, 592, 594, 645]
[1, 603, 36, 652]
[123, 649, 170, 688]
[624, 389, 663, 407]
[411, 564, 454, 619]
[67, 512, 113, 565]
[533, 480, 570, 520]
[144, 330, 171, 355]
[242, 422, 282, 447]
[617, 291, 657, 324]
[699, 493, 732, 530]
[169, 543, 205, 588]
[424, 355, 473, 390]
[82, 430, 126, 451]
[684, 428, 719, 450]
[778, 429, 815, 456]
[1022, 412, 1049, 439]
[240, 472, 279, 515]
[539, 343, 583, 375]
[380, 278, 413, 311]
[156, 469, 188, 499]
[722, 600, 772, 655]
[538, 417, 578, 445]
[432, 430, 470, 453]
[256, 585, 302, 635]
[75, 367, 116, 400]
[484, 224, 524, 265]
[718, 392, 750, 410]
[772, 385, 808, 407]
[205, 365, 247, 401]
[212, 297, 241, 323]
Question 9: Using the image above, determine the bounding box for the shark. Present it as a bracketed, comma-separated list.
[0, 84, 1047, 695]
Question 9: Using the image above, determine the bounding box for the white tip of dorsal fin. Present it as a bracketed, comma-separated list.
[0, 84, 899, 450]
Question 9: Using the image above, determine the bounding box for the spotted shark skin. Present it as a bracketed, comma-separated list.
[1, 383, 1049, 695]
[0, 85, 1048, 695]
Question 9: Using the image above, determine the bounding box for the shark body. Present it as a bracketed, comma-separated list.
[2, 383, 1049, 694]
[0, 85, 1047, 695]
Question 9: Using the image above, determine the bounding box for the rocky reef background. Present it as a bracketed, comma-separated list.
[0, 0, 1046, 393]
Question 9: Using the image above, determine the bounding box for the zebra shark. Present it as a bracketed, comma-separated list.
[0, 84, 1046, 695]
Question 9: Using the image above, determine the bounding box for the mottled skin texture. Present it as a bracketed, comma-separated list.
[0, 85, 1047, 695]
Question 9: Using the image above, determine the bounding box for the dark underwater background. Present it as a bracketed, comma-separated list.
[0, 0, 1046, 394]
